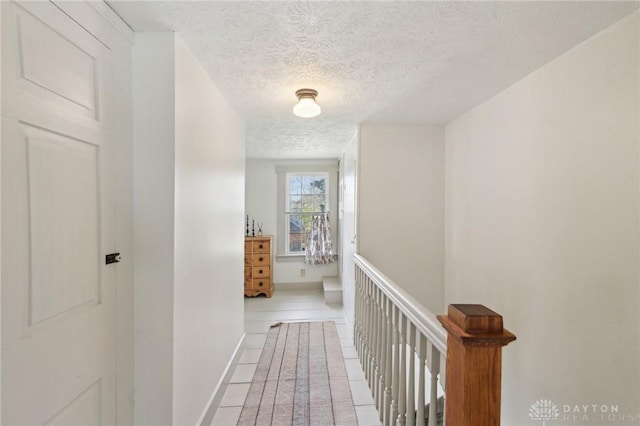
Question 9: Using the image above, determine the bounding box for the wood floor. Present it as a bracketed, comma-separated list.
[211, 289, 381, 426]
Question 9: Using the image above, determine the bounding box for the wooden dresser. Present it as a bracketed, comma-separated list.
[244, 236, 273, 297]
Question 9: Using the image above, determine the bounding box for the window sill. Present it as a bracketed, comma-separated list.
[276, 254, 338, 263]
[276, 254, 306, 263]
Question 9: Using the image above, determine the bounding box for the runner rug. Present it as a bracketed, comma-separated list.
[238, 321, 358, 426]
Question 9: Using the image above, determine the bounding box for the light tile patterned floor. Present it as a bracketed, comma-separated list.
[211, 289, 381, 426]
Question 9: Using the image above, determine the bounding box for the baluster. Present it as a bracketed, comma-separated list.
[354, 267, 360, 353]
[427, 343, 440, 426]
[362, 275, 367, 355]
[371, 285, 380, 398]
[353, 270, 357, 346]
[355, 269, 363, 360]
[361, 275, 368, 369]
[406, 322, 416, 426]
[367, 278, 375, 385]
[358, 272, 364, 352]
[375, 287, 384, 408]
[377, 292, 388, 420]
[390, 305, 400, 424]
[362, 277, 370, 380]
[384, 296, 393, 426]
[396, 314, 407, 426]
[357, 268, 363, 352]
[366, 280, 376, 389]
[416, 333, 426, 426]
[363, 278, 370, 379]
[360, 270, 365, 350]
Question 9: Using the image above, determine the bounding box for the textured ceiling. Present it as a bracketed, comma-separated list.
[108, 1, 639, 159]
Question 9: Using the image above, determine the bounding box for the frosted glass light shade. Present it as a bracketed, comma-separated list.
[293, 97, 321, 118]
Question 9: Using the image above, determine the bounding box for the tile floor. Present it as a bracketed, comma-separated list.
[211, 289, 381, 426]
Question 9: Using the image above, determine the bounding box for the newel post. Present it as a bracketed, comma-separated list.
[437, 304, 516, 426]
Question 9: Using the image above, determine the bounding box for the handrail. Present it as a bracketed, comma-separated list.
[353, 254, 447, 426]
[353, 254, 516, 426]
[354, 254, 447, 354]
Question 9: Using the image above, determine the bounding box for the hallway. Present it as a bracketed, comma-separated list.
[211, 290, 380, 425]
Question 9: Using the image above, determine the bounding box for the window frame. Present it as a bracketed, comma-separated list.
[284, 172, 330, 255]
[276, 164, 339, 259]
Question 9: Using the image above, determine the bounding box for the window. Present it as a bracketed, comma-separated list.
[275, 164, 337, 258]
[285, 173, 329, 255]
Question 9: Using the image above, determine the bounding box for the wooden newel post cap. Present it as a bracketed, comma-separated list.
[437, 304, 516, 346]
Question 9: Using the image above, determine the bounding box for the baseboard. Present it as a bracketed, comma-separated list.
[197, 333, 246, 426]
[274, 281, 323, 291]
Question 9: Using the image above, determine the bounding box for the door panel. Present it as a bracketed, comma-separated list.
[2, 1, 107, 141]
[44, 380, 102, 426]
[17, 6, 99, 120]
[26, 124, 101, 329]
[2, 1, 116, 424]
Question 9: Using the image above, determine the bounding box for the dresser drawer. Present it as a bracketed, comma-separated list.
[251, 278, 270, 291]
[252, 266, 270, 278]
[244, 235, 273, 297]
[253, 240, 270, 254]
[252, 253, 269, 266]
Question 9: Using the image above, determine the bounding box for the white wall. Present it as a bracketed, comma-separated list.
[173, 37, 245, 425]
[134, 34, 245, 425]
[358, 124, 445, 313]
[133, 33, 176, 425]
[245, 159, 338, 285]
[445, 11, 639, 424]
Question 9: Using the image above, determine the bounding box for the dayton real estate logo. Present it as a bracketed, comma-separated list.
[530, 399, 560, 425]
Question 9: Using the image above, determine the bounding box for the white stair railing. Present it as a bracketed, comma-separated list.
[354, 254, 447, 426]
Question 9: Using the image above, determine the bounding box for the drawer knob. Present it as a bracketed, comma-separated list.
[259, 270, 263, 274]
[258, 282, 263, 287]
[259, 257, 263, 262]
[259, 244, 263, 248]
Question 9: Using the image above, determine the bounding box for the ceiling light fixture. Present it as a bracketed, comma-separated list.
[293, 88, 321, 118]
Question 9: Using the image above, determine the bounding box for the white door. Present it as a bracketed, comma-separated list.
[1, 1, 116, 424]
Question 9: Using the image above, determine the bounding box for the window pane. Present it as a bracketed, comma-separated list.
[301, 214, 313, 233]
[311, 194, 325, 212]
[289, 195, 301, 212]
[289, 214, 303, 233]
[300, 176, 313, 194]
[311, 177, 326, 195]
[289, 176, 302, 194]
[288, 214, 307, 253]
[301, 195, 315, 212]
[289, 232, 308, 253]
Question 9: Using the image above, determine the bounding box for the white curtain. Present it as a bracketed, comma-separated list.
[305, 212, 335, 265]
